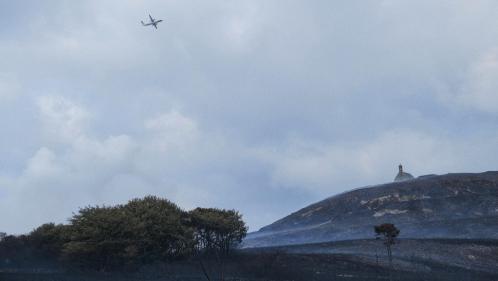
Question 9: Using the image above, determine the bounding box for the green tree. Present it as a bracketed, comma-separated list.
[0, 195, 247, 274]
[189, 208, 247, 254]
[123, 196, 194, 263]
[29, 223, 69, 260]
[62, 205, 130, 270]
[0, 235, 30, 267]
[189, 208, 247, 281]
[62, 196, 195, 270]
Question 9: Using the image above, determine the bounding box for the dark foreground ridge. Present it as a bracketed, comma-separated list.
[245, 239, 498, 276]
[2, 239, 498, 281]
[243, 171, 498, 248]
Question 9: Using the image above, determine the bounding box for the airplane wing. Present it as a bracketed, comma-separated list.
[149, 14, 154, 22]
[154, 23, 158, 29]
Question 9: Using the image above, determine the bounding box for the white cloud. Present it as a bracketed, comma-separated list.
[36, 96, 90, 142]
[0, 73, 21, 102]
[456, 48, 498, 113]
[0, 97, 138, 232]
[222, 2, 263, 53]
[0, 98, 234, 233]
[23, 147, 61, 179]
[145, 110, 199, 146]
[259, 130, 498, 194]
[2, 95, 498, 234]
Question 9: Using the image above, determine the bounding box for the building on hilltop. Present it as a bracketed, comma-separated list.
[394, 164, 414, 182]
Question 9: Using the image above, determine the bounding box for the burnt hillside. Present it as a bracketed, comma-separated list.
[244, 171, 498, 248]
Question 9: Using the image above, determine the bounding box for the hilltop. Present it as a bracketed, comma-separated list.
[243, 171, 498, 248]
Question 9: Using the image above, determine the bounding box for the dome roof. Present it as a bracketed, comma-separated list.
[394, 164, 414, 182]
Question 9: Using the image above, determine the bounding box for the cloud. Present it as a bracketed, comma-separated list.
[0, 98, 139, 232]
[24, 147, 61, 179]
[2, 1, 498, 234]
[2, 95, 497, 234]
[455, 48, 498, 114]
[0, 73, 21, 102]
[144, 111, 199, 146]
[36, 96, 91, 142]
[258, 130, 498, 194]
[0, 96, 254, 233]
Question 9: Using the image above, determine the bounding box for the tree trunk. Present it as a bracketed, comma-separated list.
[220, 258, 224, 281]
[387, 244, 393, 281]
[198, 259, 211, 281]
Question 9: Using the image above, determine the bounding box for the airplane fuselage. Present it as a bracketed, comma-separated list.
[142, 21, 161, 26]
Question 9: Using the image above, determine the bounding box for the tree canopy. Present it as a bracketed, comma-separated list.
[189, 208, 247, 255]
[0, 196, 247, 271]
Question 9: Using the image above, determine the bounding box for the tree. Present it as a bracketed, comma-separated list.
[62, 196, 195, 270]
[62, 205, 130, 270]
[29, 223, 69, 260]
[374, 223, 400, 281]
[0, 226, 68, 269]
[189, 208, 248, 281]
[0, 195, 247, 274]
[0, 235, 30, 267]
[123, 196, 194, 263]
[189, 208, 247, 254]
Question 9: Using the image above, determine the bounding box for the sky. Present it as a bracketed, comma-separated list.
[1, 0, 498, 234]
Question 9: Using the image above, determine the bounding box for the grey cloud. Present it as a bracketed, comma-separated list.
[1, 1, 498, 234]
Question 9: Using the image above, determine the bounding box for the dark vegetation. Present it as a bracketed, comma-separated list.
[0, 196, 247, 274]
[374, 223, 400, 281]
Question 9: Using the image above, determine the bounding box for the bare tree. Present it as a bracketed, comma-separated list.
[374, 223, 400, 281]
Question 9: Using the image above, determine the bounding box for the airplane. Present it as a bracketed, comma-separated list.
[141, 14, 163, 29]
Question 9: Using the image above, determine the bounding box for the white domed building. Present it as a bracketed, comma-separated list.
[394, 164, 414, 182]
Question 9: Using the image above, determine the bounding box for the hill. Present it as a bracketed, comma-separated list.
[243, 171, 498, 248]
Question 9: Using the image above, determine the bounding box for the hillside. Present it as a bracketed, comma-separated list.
[243, 171, 498, 248]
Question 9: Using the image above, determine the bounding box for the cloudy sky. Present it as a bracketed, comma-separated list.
[1, 0, 498, 234]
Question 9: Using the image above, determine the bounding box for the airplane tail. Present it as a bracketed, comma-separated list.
[141, 21, 145, 26]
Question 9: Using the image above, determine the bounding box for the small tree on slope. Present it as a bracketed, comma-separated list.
[374, 223, 400, 281]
